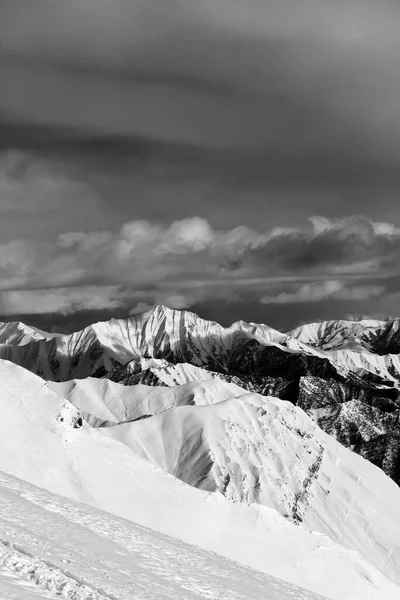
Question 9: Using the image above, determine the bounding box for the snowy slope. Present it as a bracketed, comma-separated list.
[0, 321, 56, 345]
[100, 393, 400, 584]
[47, 369, 400, 570]
[325, 347, 400, 382]
[48, 376, 247, 426]
[135, 359, 234, 386]
[0, 471, 329, 600]
[0, 359, 398, 599]
[290, 318, 400, 355]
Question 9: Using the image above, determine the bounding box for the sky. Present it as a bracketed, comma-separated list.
[2, 0, 400, 331]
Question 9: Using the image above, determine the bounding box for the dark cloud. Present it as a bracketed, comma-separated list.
[244, 216, 400, 275]
[2, 0, 400, 232]
[260, 280, 384, 305]
[3, 1, 400, 158]
[191, 298, 390, 331]
[0, 151, 123, 242]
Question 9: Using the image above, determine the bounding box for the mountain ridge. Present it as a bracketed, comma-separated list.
[1, 305, 400, 485]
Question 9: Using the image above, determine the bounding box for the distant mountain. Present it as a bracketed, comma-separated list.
[289, 317, 400, 355]
[0, 320, 60, 344]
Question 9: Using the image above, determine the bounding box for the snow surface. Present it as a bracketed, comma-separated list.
[100, 392, 400, 585]
[288, 319, 386, 351]
[47, 376, 246, 426]
[0, 322, 57, 345]
[0, 359, 398, 599]
[0, 470, 328, 600]
[324, 347, 400, 382]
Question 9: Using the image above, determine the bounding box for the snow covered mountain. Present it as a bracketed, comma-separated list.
[1, 307, 400, 597]
[289, 319, 387, 351]
[0, 359, 399, 600]
[290, 317, 400, 355]
[0, 321, 59, 345]
[0, 305, 339, 382]
[3, 305, 397, 484]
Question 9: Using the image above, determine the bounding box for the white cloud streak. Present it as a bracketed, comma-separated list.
[261, 280, 384, 305]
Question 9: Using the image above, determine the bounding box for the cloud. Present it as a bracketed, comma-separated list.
[4, 0, 400, 249]
[247, 215, 400, 274]
[128, 302, 155, 316]
[0, 286, 125, 316]
[3, 0, 400, 160]
[0, 151, 98, 212]
[0, 151, 106, 242]
[128, 294, 192, 316]
[0, 213, 399, 317]
[1, 214, 399, 292]
[57, 230, 113, 251]
[3, 2, 400, 325]
[261, 280, 384, 305]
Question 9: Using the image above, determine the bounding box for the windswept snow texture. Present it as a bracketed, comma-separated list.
[0, 359, 400, 599]
[0, 471, 332, 600]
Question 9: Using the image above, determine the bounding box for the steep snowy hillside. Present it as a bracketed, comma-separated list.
[0, 361, 400, 600]
[0, 359, 399, 596]
[100, 392, 400, 584]
[109, 357, 400, 487]
[0, 471, 332, 600]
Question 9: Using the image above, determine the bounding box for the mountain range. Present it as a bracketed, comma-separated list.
[0, 305, 399, 599]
